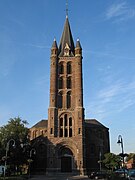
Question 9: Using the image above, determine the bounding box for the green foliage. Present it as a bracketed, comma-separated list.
[0, 117, 29, 167]
[0, 117, 29, 146]
[103, 153, 121, 171]
[126, 153, 135, 162]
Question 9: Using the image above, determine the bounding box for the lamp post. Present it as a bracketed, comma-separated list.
[28, 148, 36, 179]
[4, 139, 15, 179]
[117, 135, 125, 177]
[99, 151, 102, 171]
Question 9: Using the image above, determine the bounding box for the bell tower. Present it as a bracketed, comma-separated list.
[47, 15, 85, 174]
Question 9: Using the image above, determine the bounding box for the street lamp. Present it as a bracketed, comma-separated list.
[28, 148, 36, 179]
[4, 139, 15, 179]
[99, 151, 102, 171]
[117, 135, 125, 177]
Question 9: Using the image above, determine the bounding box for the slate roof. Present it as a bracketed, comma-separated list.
[51, 38, 58, 49]
[31, 119, 108, 130]
[85, 119, 108, 129]
[58, 16, 75, 56]
[76, 39, 82, 49]
[31, 119, 48, 128]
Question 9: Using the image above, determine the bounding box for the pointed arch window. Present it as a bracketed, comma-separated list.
[64, 128, 68, 137]
[69, 128, 72, 137]
[67, 62, 72, 74]
[67, 91, 71, 108]
[59, 63, 64, 74]
[67, 77, 71, 89]
[69, 117, 72, 126]
[60, 128, 63, 137]
[59, 114, 73, 138]
[58, 77, 63, 89]
[64, 114, 68, 126]
[60, 118, 63, 126]
[58, 92, 63, 108]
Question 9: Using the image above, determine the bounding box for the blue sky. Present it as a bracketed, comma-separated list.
[0, 0, 135, 154]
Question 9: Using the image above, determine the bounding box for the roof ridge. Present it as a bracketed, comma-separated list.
[31, 119, 47, 128]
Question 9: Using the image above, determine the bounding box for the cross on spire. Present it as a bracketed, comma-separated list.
[66, 0, 68, 17]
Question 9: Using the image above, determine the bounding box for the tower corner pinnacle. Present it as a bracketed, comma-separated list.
[51, 38, 58, 49]
[75, 38, 82, 49]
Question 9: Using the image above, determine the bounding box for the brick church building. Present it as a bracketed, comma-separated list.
[29, 14, 110, 175]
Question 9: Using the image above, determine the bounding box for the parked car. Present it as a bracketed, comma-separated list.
[114, 168, 128, 178]
[128, 169, 135, 180]
[88, 171, 110, 179]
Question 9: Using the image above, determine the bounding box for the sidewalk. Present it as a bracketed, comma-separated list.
[28, 175, 89, 180]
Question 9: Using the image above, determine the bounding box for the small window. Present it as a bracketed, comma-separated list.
[59, 63, 64, 74]
[67, 62, 72, 74]
[78, 128, 81, 134]
[67, 77, 71, 89]
[50, 128, 53, 134]
[58, 77, 63, 89]
[58, 92, 63, 108]
[67, 91, 71, 108]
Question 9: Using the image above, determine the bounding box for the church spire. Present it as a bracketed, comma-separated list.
[58, 16, 75, 57]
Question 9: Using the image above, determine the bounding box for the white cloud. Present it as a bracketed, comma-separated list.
[1, 39, 50, 50]
[19, 41, 50, 50]
[105, 1, 135, 22]
[98, 83, 122, 100]
[35, 75, 49, 86]
[86, 78, 135, 120]
[84, 49, 135, 61]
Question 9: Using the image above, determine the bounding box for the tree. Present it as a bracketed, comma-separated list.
[0, 117, 29, 144]
[126, 153, 135, 162]
[0, 117, 29, 173]
[103, 153, 121, 171]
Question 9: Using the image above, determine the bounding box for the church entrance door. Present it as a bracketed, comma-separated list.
[61, 156, 72, 172]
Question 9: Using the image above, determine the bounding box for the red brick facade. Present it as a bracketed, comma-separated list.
[29, 16, 110, 175]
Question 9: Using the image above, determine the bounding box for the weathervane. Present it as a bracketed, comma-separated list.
[66, 0, 68, 17]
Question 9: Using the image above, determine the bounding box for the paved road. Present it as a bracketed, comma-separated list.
[28, 175, 89, 180]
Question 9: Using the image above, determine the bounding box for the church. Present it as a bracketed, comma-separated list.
[29, 13, 110, 175]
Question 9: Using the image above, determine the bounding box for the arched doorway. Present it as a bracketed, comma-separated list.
[33, 143, 47, 173]
[60, 147, 73, 172]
